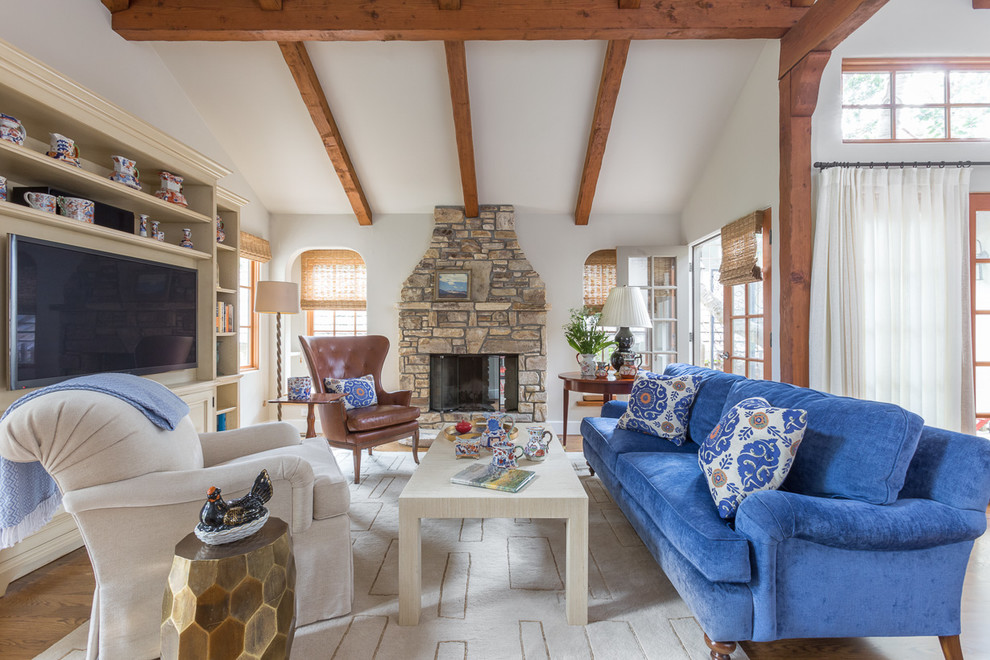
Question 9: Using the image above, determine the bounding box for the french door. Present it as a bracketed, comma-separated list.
[972, 193, 990, 436]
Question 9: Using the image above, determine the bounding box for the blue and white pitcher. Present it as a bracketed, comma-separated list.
[523, 426, 552, 462]
[479, 412, 515, 449]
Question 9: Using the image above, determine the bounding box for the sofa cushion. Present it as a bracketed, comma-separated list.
[616, 371, 703, 445]
[699, 397, 808, 519]
[615, 452, 751, 583]
[346, 404, 420, 432]
[722, 379, 923, 505]
[581, 416, 698, 474]
[324, 374, 378, 410]
[664, 363, 746, 446]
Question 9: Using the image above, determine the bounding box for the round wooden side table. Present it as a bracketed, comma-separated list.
[161, 517, 296, 660]
[558, 371, 635, 445]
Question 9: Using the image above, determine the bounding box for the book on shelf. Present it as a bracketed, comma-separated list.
[450, 463, 537, 493]
[215, 302, 234, 333]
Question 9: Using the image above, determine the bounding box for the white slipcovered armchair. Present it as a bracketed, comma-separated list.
[0, 391, 353, 659]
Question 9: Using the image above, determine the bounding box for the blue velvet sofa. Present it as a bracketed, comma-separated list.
[580, 363, 990, 660]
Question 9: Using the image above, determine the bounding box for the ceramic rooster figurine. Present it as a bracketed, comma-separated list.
[195, 469, 273, 545]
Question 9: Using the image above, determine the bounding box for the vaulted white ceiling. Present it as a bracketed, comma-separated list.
[154, 39, 767, 218]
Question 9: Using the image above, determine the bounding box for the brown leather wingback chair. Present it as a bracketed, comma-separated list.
[299, 335, 420, 483]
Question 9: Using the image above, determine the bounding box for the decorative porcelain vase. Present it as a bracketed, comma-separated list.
[155, 171, 188, 207]
[138, 214, 149, 237]
[24, 191, 56, 213]
[57, 196, 95, 223]
[577, 353, 597, 378]
[595, 361, 610, 379]
[287, 377, 312, 401]
[47, 133, 80, 167]
[110, 155, 140, 189]
[616, 352, 643, 379]
[523, 426, 552, 462]
[216, 215, 226, 243]
[150, 220, 160, 239]
[0, 113, 26, 145]
[179, 228, 194, 249]
[0, 175, 6, 202]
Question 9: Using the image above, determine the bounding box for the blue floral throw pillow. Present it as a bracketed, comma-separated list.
[324, 374, 378, 410]
[616, 371, 703, 445]
[698, 397, 808, 519]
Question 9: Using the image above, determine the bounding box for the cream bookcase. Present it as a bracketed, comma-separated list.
[0, 39, 244, 592]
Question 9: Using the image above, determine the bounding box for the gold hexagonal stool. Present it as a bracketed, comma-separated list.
[162, 518, 295, 660]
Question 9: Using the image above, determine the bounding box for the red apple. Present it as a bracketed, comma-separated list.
[455, 420, 472, 434]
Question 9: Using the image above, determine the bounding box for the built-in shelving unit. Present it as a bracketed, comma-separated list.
[0, 38, 246, 593]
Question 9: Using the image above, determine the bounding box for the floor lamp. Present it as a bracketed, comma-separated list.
[255, 281, 300, 421]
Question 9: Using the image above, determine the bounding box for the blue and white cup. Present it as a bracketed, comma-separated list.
[288, 376, 312, 401]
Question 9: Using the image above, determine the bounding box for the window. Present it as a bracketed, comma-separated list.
[628, 255, 678, 373]
[238, 257, 259, 370]
[692, 235, 724, 370]
[301, 249, 367, 337]
[972, 193, 990, 437]
[583, 249, 617, 312]
[842, 58, 990, 141]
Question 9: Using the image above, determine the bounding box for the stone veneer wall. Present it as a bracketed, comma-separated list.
[397, 205, 548, 427]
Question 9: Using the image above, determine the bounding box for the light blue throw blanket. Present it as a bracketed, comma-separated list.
[0, 374, 190, 549]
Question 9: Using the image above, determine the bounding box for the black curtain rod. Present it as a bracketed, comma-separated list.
[814, 160, 990, 170]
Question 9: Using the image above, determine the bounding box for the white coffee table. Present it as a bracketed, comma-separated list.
[397, 426, 589, 626]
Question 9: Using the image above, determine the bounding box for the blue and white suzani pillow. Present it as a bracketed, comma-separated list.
[698, 397, 808, 519]
[616, 371, 702, 445]
[324, 374, 378, 410]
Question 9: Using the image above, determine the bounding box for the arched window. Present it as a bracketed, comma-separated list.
[583, 249, 617, 312]
[301, 249, 368, 336]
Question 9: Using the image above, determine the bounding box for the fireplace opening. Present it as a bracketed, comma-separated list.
[429, 354, 519, 413]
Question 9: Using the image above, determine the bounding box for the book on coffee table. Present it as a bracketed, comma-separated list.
[450, 463, 537, 493]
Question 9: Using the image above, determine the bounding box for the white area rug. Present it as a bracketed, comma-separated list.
[38, 450, 748, 660]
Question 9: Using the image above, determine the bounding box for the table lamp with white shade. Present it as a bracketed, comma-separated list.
[599, 285, 652, 373]
[255, 280, 300, 421]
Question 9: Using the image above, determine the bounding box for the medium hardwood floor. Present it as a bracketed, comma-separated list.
[1, 444, 987, 659]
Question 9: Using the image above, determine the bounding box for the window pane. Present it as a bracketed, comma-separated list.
[628, 257, 649, 287]
[977, 366, 990, 413]
[976, 272, 990, 309]
[951, 108, 990, 140]
[747, 281, 762, 315]
[239, 334, 250, 367]
[842, 108, 891, 140]
[631, 328, 649, 354]
[694, 236, 723, 370]
[731, 359, 746, 376]
[895, 71, 945, 105]
[896, 107, 946, 139]
[732, 319, 746, 356]
[652, 257, 675, 287]
[732, 288, 745, 316]
[748, 361, 764, 380]
[842, 72, 890, 105]
[977, 212, 990, 256]
[239, 258, 250, 282]
[976, 316, 990, 363]
[239, 289, 250, 326]
[653, 322, 676, 352]
[950, 71, 990, 104]
[749, 318, 764, 359]
[653, 289, 674, 319]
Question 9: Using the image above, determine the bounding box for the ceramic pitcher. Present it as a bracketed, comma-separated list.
[48, 133, 79, 165]
[490, 441, 523, 471]
[110, 155, 140, 189]
[523, 426, 552, 462]
[479, 412, 515, 448]
[0, 113, 26, 145]
[616, 352, 643, 379]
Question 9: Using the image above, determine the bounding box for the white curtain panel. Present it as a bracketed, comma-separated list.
[810, 167, 974, 433]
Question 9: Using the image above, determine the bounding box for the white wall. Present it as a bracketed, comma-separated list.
[0, 1, 273, 425]
[681, 41, 782, 378]
[813, 0, 990, 192]
[269, 210, 682, 433]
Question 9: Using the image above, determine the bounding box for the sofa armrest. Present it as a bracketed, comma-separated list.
[735, 489, 988, 552]
[378, 389, 412, 406]
[62, 455, 316, 534]
[199, 422, 302, 466]
[601, 400, 627, 418]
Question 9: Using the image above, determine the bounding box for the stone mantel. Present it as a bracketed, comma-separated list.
[397, 205, 548, 427]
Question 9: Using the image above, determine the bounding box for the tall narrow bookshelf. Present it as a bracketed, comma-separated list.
[215, 187, 245, 430]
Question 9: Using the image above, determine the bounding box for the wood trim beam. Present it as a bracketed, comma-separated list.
[101, 0, 130, 11]
[278, 41, 372, 226]
[975, 0, 990, 8]
[575, 39, 630, 226]
[618, 0, 642, 8]
[779, 0, 889, 78]
[443, 41, 479, 218]
[778, 50, 830, 387]
[439, 0, 462, 8]
[790, 0, 816, 6]
[109, 0, 808, 42]
[258, 0, 281, 9]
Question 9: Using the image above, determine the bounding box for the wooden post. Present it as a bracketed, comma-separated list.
[778, 51, 830, 387]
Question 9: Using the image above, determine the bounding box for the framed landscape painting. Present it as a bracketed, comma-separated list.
[435, 270, 471, 300]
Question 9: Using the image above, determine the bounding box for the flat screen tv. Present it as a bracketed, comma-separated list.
[9, 235, 198, 389]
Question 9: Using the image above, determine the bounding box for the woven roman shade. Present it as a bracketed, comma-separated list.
[718, 211, 764, 286]
[301, 249, 367, 311]
[583, 249, 617, 310]
[239, 232, 272, 263]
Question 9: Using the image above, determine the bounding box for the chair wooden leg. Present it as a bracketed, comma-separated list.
[704, 634, 736, 660]
[586, 461, 595, 476]
[412, 428, 420, 464]
[940, 635, 964, 660]
[353, 449, 362, 485]
[368, 448, 373, 456]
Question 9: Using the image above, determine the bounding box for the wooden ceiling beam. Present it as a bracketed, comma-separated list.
[278, 41, 373, 225]
[975, 0, 990, 8]
[101, 0, 130, 11]
[779, 0, 890, 78]
[439, 0, 462, 8]
[618, 0, 641, 8]
[109, 0, 807, 41]
[258, 0, 282, 9]
[575, 39, 630, 226]
[443, 41, 479, 218]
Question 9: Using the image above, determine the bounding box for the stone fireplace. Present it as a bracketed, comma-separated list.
[397, 205, 548, 427]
